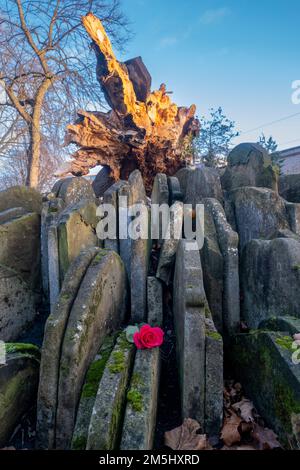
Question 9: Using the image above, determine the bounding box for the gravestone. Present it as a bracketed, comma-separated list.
[86, 334, 135, 450]
[121, 348, 160, 450]
[177, 166, 223, 204]
[241, 237, 300, 328]
[0, 186, 42, 214]
[147, 277, 163, 326]
[36, 247, 99, 450]
[221, 143, 278, 192]
[55, 250, 127, 449]
[0, 266, 36, 342]
[0, 343, 40, 447]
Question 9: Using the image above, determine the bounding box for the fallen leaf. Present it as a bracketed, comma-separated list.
[252, 423, 282, 450]
[164, 418, 211, 450]
[232, 399, 255, 423]
[221, 412, 242, 446]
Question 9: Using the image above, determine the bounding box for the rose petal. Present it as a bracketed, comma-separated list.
[133, 331, 144, 349]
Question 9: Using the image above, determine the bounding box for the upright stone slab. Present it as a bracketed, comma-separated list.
[173, 240, 206, 425]
[0, 212, 41, 291]
[167, 176, 183, 204]
[205, 319, 223, 436]
[241, 237, 300, 328]
[232, 331, 300, 448]
[57, 201, 98, 282]
[285, 202, 300, 236]
[200, 206, 223, 333]
[177, 166, 223, 204]
[121, 347, 160, 450]
[40, 198, 64, 302]
[53, 176, 95, 207]
[221, 143, 278, 192]
[92, 166, 114, 198]
[0, 266, 36, 342]
[204, 198, 240, 335]
[102, 180, 127, 252]
[71, 335, 116, 450]
[0, 343, 40, 447]
[227, 186, 289, 250]
[0, 207, 27, 224]
[86, 334, 135, 450]
[151, 173, 169, 206]
[279, 173, 300, 203]
[47, 223, 60, 310]
[156, 201, 183, 285]
[0, 186, 42, 214]
[36, 248, 99, 450]
[119, 170, 150, 322]
[151, 173, 169, 244]
[55, 250, 127, 449]
[147, 277, 163, 326]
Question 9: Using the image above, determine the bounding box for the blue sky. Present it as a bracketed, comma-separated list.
[118, 0, 300, 150]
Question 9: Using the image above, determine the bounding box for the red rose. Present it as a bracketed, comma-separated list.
[133, 324, 164, 350]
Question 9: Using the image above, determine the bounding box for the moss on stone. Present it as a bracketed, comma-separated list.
[127, 389, 143, 412]
[71, 434, 86, 450]
[81, 351, 112, 398]
[108, 351, 126, 374]
[275, 336, 294, 352]
[206, 330, 222, 341]
[5, 343, 40, 360]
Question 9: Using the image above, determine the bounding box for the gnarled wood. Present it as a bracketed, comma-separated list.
[65, 13, 200, 193]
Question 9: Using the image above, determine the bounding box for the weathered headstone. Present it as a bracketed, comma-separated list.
[0, 343, 40, 447]
[173, 240, 206, 425]
[102, 180, 127, 252]
[0, 186, 42, 214]
[86, 334, 135, 450]
[204, 198, 240, 335]
[151, 173, 169, 206]
[167, 176, 183, 204]
[0, 212, 41, 291]
[92, 166, 114, 198]
[200, 206, 223, 332]
[177, 166, 223, 204]
[36, 247, 100, 449]
[53, 176, 95, 207]
[156, 201, 183, 285]
[0, 266, 36, 342]
[0, 207, 27, 224]
[57, 201, 98, 282]
[55, 250, 127, 449]
[221, 143, 278, 192]
[232, 330, 300, 448]
[121, 348, 160, 450]
[241, 237, 300, 328]
[71, 335, 116, 450]
[285, 202, 300, 236]
[147, 277, 163, 326]
[227, 187, 289, 250]
[279, 173, 300, 203]
[205, 318, 223, 436]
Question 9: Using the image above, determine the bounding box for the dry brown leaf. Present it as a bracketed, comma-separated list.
[164, 418, 211, 450]
[252, 423, 282, 450]
[221, 411, 242, 446]
[232, 399, 255, 423]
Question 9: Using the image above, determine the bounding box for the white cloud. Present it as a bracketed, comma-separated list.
[199, 7, 230, 25]
[159, 36, 178, 48]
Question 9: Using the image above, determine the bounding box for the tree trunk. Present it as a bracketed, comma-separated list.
[26, 78, 53, 188]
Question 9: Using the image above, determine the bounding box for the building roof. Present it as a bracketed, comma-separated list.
[279, 146, 300, 158]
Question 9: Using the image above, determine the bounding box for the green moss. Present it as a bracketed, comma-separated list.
[81, 350, 112, 398]
[71, 435, 86, 450]
[5, 343, 40, 360]
[274, 381, 300, 432]
[206, 330, 222, 341]
[292, 264, 300, 271]
[131, 372, 144, 388]
[108, 351, 126, 374]
[275, 336, 294, 352]
[127, 389, 143, 412]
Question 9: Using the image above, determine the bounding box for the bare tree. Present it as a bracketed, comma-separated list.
[0, 0, 129, 189]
